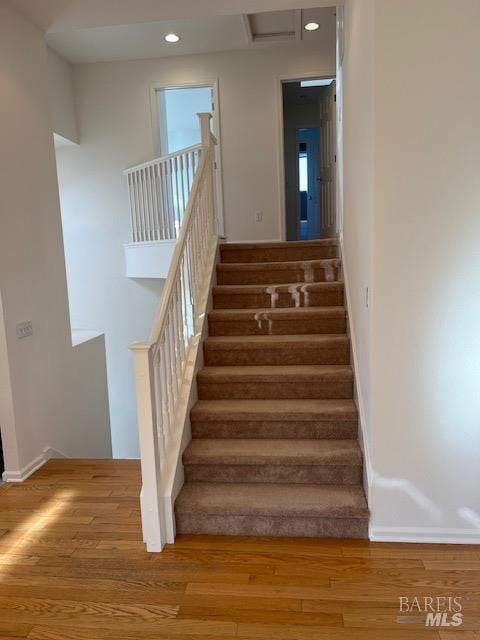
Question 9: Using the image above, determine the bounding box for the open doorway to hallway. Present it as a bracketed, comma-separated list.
[282, 77, 336, 241]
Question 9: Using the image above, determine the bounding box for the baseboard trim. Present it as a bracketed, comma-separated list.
[370, 526, 480, 544]
[2, 447, 67, 483]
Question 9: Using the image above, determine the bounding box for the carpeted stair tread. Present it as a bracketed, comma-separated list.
[213, 281, 344, 294]
[221, 239, 337, 252]
[184, 438, 362, 466]
[212, 282, 344, 309]
[191, 398, 358, 422]
[204, 334, 349, 350]
[198, 364, 353, 383]
[209, 306, 346, 320]
[220, 240, 338, 263]
[175, 482, 368, 519]
[208, 306, 347, 336]
[203, 333, 349, 366]
[216, 258, 340, 285]
[217, 258, 340, 272]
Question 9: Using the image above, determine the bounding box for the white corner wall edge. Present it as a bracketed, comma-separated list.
[2, 446, 67, 483]
[124, 240, 176, 279]
[370, 527, 480, 545]
[337, 233, 373, 509]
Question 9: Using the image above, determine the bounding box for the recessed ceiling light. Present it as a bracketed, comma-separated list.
[165, 33, 180, 43]
[304, 22, 320, 31]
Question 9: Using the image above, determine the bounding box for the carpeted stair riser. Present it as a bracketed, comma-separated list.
[213, 283, 344, 309]
[175, 514, 368, 538]
[184, 464, 362, 485]
[191, 398, 358, 439]
[191, 419, 358, 440]
[220, 240, 338, 263]
[198, 379, 353, 400]
[209, 310, 346, 336]
[183, 439, 362, 485]
[204, 336, 350, 366]
[217, 259, 340, 286]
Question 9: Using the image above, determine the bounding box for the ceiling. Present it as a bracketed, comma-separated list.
[43, 7, 336, 64]
[8, 0, 341, 33]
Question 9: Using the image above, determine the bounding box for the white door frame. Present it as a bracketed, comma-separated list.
[276, 73, 336, 241]
[149, 79, 225, 236]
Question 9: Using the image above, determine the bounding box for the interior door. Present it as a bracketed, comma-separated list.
[297, 128, 320, 241]
[319, 81, 337, 238]
[306, 133, 320, 239]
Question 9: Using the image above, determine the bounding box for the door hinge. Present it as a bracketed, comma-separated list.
[334, 94, 337, 102]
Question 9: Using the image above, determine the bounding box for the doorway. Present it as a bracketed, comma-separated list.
[151, 82, 224, 235]
[155, 86, 213, 155]
[281, 77, 336, 241]
[298, 128, 320, 240]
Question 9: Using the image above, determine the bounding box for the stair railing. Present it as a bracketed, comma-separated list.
[129, 114, 218, 551]
[124, 144, 203, 242]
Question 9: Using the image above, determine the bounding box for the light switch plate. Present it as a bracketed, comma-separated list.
[16, 320, 33, 339]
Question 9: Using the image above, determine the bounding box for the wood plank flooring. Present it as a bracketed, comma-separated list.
[0, 459, 478, 638]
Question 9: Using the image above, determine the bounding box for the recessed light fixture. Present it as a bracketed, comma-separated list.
[165, 33, 180, 43]
[304, 22, 320, 31]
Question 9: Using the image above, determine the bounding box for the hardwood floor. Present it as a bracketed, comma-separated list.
[0, 460, 478, 639]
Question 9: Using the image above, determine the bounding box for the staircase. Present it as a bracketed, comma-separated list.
[174, 239, 369, 539]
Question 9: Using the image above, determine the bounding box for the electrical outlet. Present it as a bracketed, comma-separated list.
[16, 320, 33, 339]
[255, 211, 263, 223]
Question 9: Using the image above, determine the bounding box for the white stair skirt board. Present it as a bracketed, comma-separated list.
[125, 240, 176, 279]
[2, 447, 67, 483]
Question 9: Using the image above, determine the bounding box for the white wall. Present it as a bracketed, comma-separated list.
[343, 0, 480, 542]
[0, 2, 111, 478]
[55, 39, 335, 458]
[55, 147, 165, 458]
[341, 0, 374, 481]
[47, 46, 78, 143]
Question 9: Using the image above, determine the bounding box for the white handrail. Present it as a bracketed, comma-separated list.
[124, 144, 202, 242]
[124, 143, 202, 174]
[129, 114, 218, 552]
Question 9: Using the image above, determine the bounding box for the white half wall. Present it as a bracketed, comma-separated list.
[124, 241, 176, 279]
[343, 0, 480, 542]
[0, 2, 111, 480]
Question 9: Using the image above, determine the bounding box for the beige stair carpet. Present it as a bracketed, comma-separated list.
[175, 239, 369, 539]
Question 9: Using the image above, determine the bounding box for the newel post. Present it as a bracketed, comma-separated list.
[198, 112, 213, 149]
[197, 112, 218, 233]
[130, 341, 166, 552]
